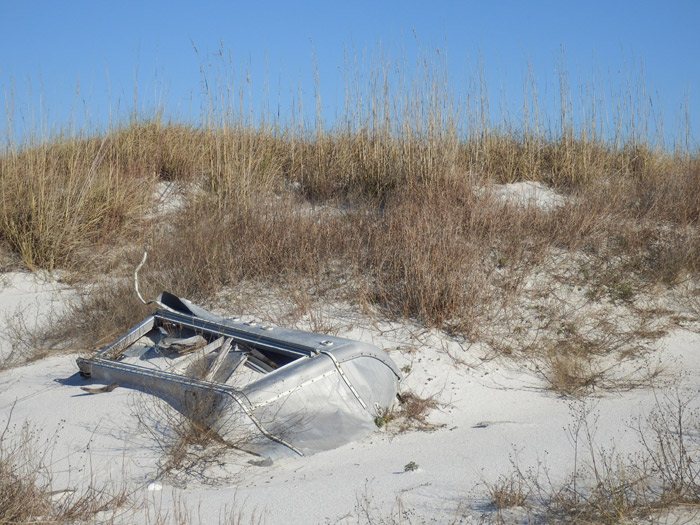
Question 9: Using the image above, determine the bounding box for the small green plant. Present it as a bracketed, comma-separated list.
[400, 364, 411, 374]
[404, 461, 419, 472]
[610, 281, 634, 302]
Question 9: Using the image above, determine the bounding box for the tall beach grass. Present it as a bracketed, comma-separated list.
[1, 46, 698, 344]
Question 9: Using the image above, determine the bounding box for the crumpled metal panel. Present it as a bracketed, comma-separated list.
[77, 292, 402, 458]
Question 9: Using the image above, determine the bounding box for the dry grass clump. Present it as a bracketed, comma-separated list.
[542, 354, 603, 397]
[360, 180, 492, 329]
[486, 473, 530, 510]
[0, 132, 158, 271]
[379, 391, 443, 433]
[358, 177, 570, 333]
[0, 118, 285, 273]
[135, 192, 358, 312]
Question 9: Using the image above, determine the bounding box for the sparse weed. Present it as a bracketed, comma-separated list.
[385, 391, 443, 433]
[479, 394, 700, 523]
[0, 409, 132, 523]
[486, 473, 529, 509]
[403, 461, 419, 472]
[132, 392, 250, 487]
[374, 415, 390, 428]
[543, 354, 602, 396]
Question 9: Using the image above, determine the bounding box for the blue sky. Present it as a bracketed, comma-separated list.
[1, 0, 698, 148]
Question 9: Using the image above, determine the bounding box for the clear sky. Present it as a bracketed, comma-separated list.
[1, 0, 698, 148]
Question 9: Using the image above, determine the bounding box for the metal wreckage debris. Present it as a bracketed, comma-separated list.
[77, 260, 402, 458]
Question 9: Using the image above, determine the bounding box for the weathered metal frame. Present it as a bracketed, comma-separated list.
[77, 301, 402, 457]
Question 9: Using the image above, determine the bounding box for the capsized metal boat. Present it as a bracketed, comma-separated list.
[76, 292, 402, 458]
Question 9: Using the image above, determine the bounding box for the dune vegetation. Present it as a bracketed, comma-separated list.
[2, 50, 698, 337]
[1, 48, 699, 522]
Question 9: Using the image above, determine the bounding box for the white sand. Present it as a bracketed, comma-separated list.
[491, 181, 567, 211]
[1, 269, 699, 523]
[0, 271, 71, 363]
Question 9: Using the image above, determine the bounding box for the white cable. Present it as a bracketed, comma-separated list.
[133, 247, 171, 311]
[134, 249, 151, 305]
